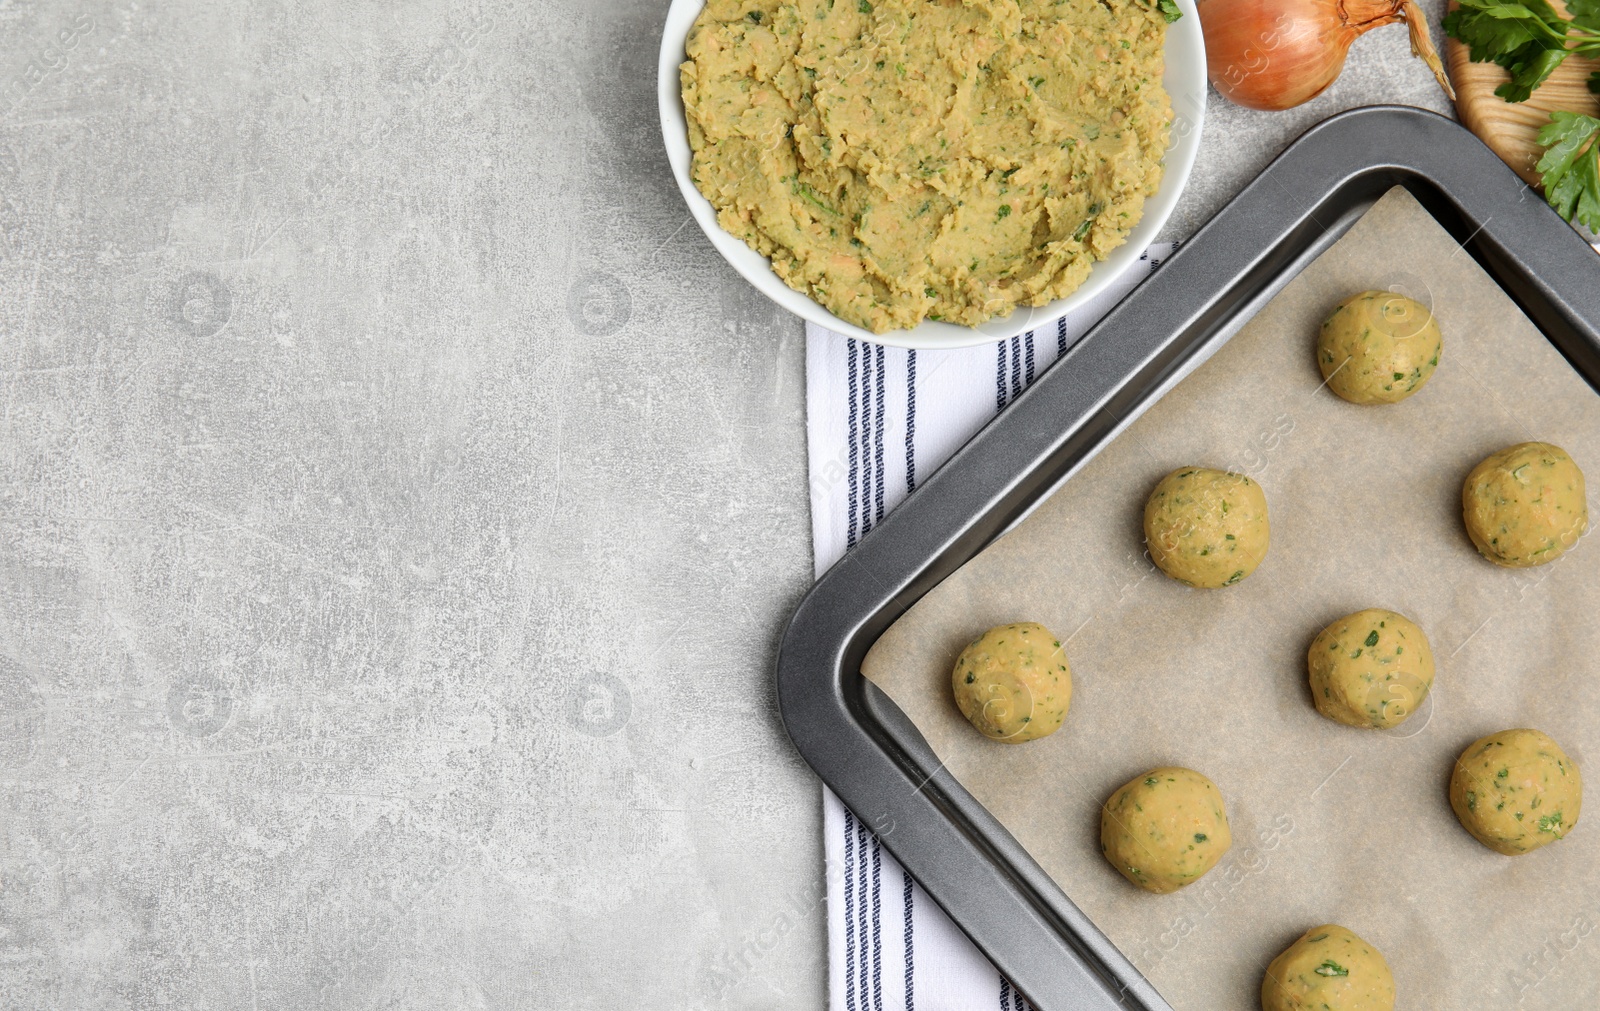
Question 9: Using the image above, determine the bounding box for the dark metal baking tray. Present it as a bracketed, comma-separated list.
[774, 105, 1600, 1010]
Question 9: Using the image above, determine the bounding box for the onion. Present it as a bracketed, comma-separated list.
[1199, 0, 1456, 111]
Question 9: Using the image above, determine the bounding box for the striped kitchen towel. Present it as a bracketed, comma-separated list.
[807, 244, 1177, 1011]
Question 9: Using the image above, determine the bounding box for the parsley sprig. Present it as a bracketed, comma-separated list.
[1443, 0, 1600, 102]
[1537, 112, 1600, 233]
[1445, 0, 1600, 233]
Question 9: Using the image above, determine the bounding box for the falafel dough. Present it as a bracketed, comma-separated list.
[680, 0, 1174, 332]
[1143, 467, 1270, 588]
[1307, 608, 1435, 730]
[951, 622, 1072, 742]
[1100, 766, 1231, 894]
[1449, 728, 1583, 855]
[1261, 924, 1395, 1011]
[1462, 441, 1588, 568]
[1316, 291, 1442, 404]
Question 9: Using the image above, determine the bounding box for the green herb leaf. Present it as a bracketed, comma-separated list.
[1155, 0, 1182, 22]
[1537, 111, 1600, 233]
[1443, 0, 1595, 103]
[1314, 960, 1350, 977]
[790, 178, 840, 216]
[1572, 0, 1600, 29]
[1364, 630, 1380, 647]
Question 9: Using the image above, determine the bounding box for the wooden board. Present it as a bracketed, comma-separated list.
[1449, 0, 1600, 185]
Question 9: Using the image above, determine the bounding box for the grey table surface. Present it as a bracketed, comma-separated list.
[0, 2, 1455, 1008]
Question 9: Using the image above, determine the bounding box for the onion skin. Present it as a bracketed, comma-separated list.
[1200, 0, 1455, 111]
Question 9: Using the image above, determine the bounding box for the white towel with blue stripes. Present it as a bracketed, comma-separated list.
[806, 245, 1177, 1010]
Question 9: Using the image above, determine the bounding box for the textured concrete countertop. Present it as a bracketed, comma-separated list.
[0, 2, 1453, 1007]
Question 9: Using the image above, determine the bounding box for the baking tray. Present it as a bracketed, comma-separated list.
[775, 105, 1600, 1010]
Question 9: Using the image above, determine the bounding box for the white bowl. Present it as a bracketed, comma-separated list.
[658, 0, 1207, 350]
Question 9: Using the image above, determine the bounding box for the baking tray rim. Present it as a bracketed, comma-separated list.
[776, 106, 1600, 1010]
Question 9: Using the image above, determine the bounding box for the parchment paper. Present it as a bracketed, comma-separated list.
[863, 188, 1600, 1010]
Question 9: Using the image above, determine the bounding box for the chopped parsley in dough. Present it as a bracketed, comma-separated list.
[1142, 467, 1269, 588]
[950, 622, 1072, 742]
[1261, 925, 1395, 1011]
[680, 0, 1175, 332]
[1316, 291, 1442, 405]
[1449, 728, 1582, 855]
[1100, 766, 1231, 893]
[1306, 608, 1435, 729]
[1462, 441, 1587, 568]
